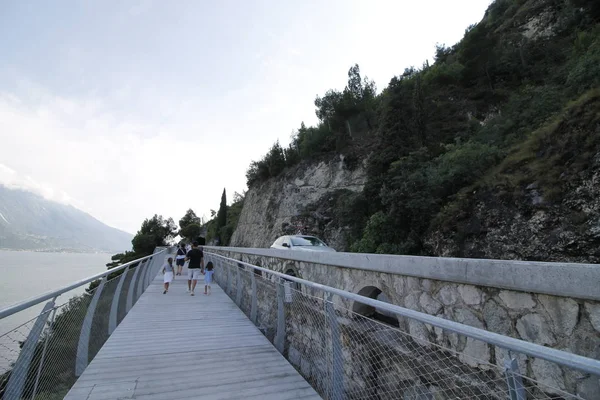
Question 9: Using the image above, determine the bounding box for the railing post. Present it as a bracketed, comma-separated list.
[147, 254, 159, 288]
[108, 266, 130, 335]
[136, 259, 148, 300]
[126, 261, 143, 312]
[31, 305, 57, 400]
[76, 277, 106, 376]
[153, 253, 162, 281]
[284, 281, 292, 303]
[141, 257, 151, 293]
[3, 300, 55, 400]
[275, 278, 285, 354]
[227, 263, 232, 295]
[144, 256, 154, 289]
[142, 256, 151, 289]
[236, 264, 242, 305]
[326, 293, 344, 400]
[505, 356, 526, 400]
[250, 272, 257, 324]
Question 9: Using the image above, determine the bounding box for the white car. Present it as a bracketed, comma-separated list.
[270, 235, 336, 252]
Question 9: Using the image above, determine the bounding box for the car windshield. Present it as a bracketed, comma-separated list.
[290, 236, 327, 247]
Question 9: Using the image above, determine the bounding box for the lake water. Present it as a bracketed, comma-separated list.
[0, 250, 110, 336]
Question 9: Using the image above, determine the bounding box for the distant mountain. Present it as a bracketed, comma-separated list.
[0, 185, 132, 253]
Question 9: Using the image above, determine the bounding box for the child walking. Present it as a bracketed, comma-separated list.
[162, 257, 175, 294]
[204, 262, 214, 295]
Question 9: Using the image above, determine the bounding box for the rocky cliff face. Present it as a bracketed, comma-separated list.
[234, 93, 600, 263]
[230, 155, 366, 250]
[426, 160, 600, 263]
[426, 92, 600, 263]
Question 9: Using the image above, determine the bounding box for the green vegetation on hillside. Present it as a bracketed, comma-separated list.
[245, 0, 600, 255]
[107, 214, 177, 268]
[204, 190, 245, 246]
[178, 208, 203, 242]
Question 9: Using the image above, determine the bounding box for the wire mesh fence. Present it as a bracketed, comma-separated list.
[0, 253, 162, 400]
[207, 252, 600, 400]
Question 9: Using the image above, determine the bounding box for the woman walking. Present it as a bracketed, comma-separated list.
[162, 257, 175, 294]
[175, 244, 186, 276]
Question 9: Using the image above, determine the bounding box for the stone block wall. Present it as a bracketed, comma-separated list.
[206, 247, 600, 398]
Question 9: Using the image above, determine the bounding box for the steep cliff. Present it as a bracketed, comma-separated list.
[230, 155, 366, 250]
[426, 90, 600, 263]
[230, 0, 600, 261]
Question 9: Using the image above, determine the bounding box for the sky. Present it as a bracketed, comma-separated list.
[0, 0, 492, 234]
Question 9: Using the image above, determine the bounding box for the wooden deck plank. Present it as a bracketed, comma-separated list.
[65, 261, 321, 399]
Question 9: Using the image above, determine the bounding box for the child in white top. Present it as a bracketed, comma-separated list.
[162, 257, 175, 294]
[204, 262, 214, 295]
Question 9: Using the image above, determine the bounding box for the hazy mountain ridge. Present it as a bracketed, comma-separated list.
[0, 185, 132, 253]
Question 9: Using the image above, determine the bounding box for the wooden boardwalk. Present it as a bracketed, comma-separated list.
[65, 262, 321, 400]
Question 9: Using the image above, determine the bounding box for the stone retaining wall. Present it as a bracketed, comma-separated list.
[205, 247, 600, 398]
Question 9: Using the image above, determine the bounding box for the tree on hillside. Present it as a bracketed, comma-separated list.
[179, 223, 202, 241]
[412, 74, 427, 145]
[131, 214, 177, 255]
[216, 189, 227, 244]
[179, 208, 201, 230]
[266, 141, 286, 176]
[108, 214, 177, 268]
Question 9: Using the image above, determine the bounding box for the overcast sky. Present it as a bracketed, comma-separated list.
[0, 0, 491, 234]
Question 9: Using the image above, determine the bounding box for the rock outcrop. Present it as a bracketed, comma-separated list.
[230, 155, 366, 250]
[426, 93, 600, 263]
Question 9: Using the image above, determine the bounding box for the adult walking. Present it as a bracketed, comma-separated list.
[185, 241, 204, 296]
[175, 243, 186, 276]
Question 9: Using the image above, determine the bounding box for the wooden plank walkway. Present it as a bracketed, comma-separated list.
[65, 260, 322, 400]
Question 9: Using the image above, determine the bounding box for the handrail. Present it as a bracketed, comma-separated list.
[206, 251, 600, 377]
[0, 250, 165, 320]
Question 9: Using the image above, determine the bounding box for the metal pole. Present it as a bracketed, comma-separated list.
[505, 356, 526, 400]
[3, 300, 55, 400]
[126, 261, 143, 312]
[251, 272, 257, 324]
[76, 277, 107, 376]
[31, 303, 58, 400]
[236, 264, 242, 305]
[227, 263, 232, 295]
[146, 255, 158, 288]
[326, 293, 344, 400]
[135, 260, 148, 300]
[275, 278, 285, 354]
[143, 256, 152, 289]
[139, 259, 150, 297]
[108, 266, 130, 335]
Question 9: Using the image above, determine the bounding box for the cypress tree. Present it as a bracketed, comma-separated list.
[216, 188, 227, 244]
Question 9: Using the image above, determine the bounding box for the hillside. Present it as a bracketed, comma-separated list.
[231, 0, 600, 261]
[0, 185, 132, 253]
[428, 90, 600, 262]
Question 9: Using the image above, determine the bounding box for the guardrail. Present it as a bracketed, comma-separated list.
[0, 248, 166, 400]
[206, 251, 600, 400]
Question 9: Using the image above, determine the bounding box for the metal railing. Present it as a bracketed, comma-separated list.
[206, 251, 600, 400]
[0, 248, 166, 400]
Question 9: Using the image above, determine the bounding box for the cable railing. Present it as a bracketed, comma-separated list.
[0, 248, 166, 400]
[205, 251, 600, 400]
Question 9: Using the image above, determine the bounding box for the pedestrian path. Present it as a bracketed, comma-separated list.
[65, 263, 321, 399]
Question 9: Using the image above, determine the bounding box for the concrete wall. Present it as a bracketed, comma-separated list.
[205, 246, 600, 397]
